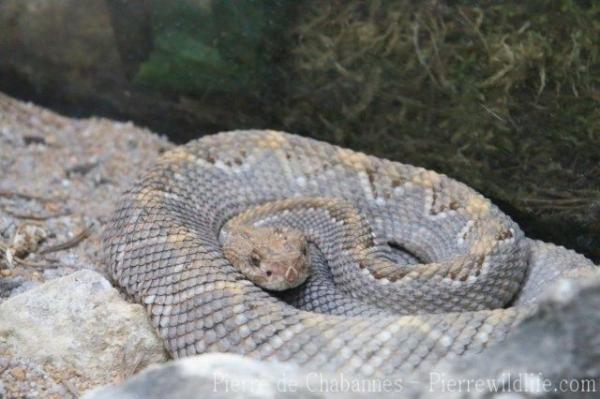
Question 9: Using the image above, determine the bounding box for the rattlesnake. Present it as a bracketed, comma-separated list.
[102, 130, 597, 377]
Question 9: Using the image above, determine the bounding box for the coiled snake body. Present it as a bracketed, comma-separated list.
[103, 130, 596, 377]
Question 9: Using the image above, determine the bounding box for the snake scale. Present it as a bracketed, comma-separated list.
[103, 130, 597, 377]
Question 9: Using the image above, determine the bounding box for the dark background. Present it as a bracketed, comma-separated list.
[1, 0, 598, 262]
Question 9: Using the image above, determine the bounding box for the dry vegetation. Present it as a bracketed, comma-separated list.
[279, 0, 600, 260]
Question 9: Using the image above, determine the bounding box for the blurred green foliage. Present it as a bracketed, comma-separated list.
[136, 0, 294, 97]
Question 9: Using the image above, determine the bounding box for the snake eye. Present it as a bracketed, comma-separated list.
[302, 246, 308, 256]
[250, 253, 261, 268]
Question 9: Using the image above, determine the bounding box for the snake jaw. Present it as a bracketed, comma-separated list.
[246, 254, 309, 291]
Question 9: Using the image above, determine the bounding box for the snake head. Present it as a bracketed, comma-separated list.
[222, 225, 311, 291]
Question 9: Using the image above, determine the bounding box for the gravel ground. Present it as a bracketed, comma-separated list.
[0, 92, 172, 398]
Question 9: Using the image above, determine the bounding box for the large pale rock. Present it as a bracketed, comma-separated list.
[0, 270, 167, 385]
[83, 353, 399, 399]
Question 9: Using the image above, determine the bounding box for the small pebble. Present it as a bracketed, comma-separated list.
[10, 366, 27, 381]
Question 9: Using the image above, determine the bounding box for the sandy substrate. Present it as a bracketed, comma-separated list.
[0, 92, 172, 398]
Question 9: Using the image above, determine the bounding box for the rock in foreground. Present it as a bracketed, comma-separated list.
[0, 270, 167, 394]
[83, 353, 382, 399]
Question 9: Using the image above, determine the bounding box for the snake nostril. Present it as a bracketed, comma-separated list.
[285, 267, 297, 283]
[266, 271, 272, 277]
